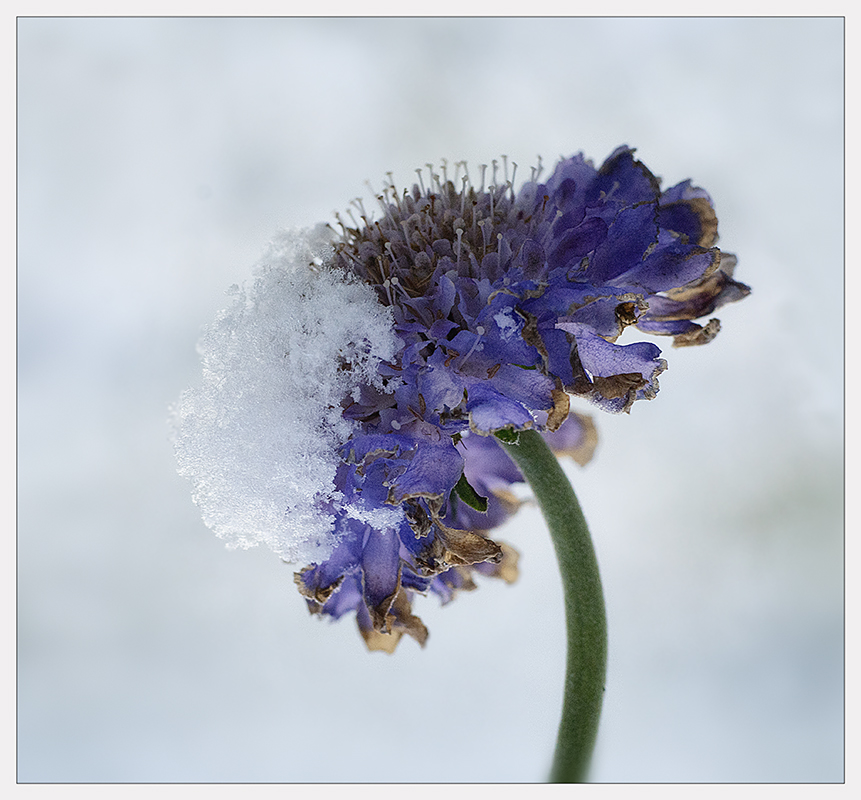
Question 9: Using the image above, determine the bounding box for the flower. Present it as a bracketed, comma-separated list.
[174, 146, 749, 652]
[294, 413, 595, 651]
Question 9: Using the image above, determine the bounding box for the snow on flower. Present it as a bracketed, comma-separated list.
[172, 227, 400, 564]
[174, 146, 749, 651]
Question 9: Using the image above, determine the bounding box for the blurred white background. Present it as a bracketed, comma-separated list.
[17, 17, 843, 782]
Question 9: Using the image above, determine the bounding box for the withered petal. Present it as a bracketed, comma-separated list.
[672, 318, 721, 347]
[476, 541, 520, 584]
[437, 524, 503, 568]
[357, 588, 429, 653]
[544, 411, 598, 467]
[293, 568, 344, 610]
[546, 388, 570, 432]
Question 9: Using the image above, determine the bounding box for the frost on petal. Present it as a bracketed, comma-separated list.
[172, 227, 400, 563]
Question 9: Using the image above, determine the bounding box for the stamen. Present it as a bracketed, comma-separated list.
[440, 158, 448, 186]
[339, 244, 364, 272]
[351, 197, 368, 219]
[492, 159, 499, 187]
[510, 162, 518, 199]
[384, 241, 398, 268]
[431, 170, 442, 195]
[386, 172, 404, 213]
[389, 274, 410, 300]
[333, 212, 347, 236]
[375, 251, 388, 279]
[470, 197, 480, 234]
[459, 325, 486, 369]
[455, 227, 464, 268]
[479, 164, 487, 194]
[424, 164, 435, 193]
[390, 419, 401, 430]
[379, 195, 398, 228]
[478, 218, 491, 254]
[415, 168, 426, 195]
[400, 220, 412, 247]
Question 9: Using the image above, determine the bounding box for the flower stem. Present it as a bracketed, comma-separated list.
[499, 428, 607, 783]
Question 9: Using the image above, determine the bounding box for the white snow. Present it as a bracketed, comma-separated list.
[172, 225, 399, 563]
[493, 308, 520, 341]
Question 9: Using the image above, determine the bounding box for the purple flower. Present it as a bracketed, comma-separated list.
[295, 413, 595, 652]
[177, 146, 748, 652]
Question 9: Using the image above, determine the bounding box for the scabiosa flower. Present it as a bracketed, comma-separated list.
[294, 413, 595, 652]
[174, 145, 748, 652]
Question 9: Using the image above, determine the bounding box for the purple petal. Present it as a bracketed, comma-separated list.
[487, 363, 557, 413]
[466, 383, 534, 434]
[588, 146, 661, 206]
[612, 242, 719, 294]
[557, 321, 667, 412]
[561, 321, 663, 380]
[586, 203, 658, 285]
[548, 216, 609, 270]
[387, 439, 464, 504]
[322, 573, 363, 619]
[361, 525, 402, 624]
[659, 180, 718, 247]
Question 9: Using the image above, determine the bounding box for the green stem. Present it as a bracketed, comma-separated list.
[499, 429, 607, 783]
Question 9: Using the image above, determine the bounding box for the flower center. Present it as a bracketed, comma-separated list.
[332, 157, 548, 304]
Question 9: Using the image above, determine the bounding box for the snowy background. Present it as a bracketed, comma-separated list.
[17, 17, 844, 782]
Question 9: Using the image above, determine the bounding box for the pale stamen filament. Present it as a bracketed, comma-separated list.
[459, 325, 486, 370]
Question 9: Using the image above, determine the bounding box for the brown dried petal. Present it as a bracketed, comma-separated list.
[437, 524, 504, 568]
[546, 388, 570, 432]
[672, 318, 721, 348]
[687, 196, 719, 248]
[548, 411, 598, 467]
[481, 542, 520, 584]
[590, 372, 648, 400]
[389, 590, 429, 647]
[358, 588, 429, 653]
[360, 627, 402, 653]
[293, 568, 343, 611]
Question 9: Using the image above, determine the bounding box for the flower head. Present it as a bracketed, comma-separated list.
[174, 146, 748, 651]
